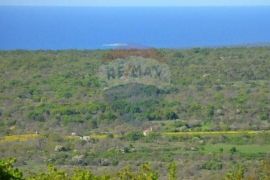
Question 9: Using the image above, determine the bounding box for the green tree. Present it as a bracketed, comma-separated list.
[137, 163, 159, 180]
[225, 165, 245, 180]
[71, 169, 110, 180]
[28, 165, 68, 180]
[258, 160, 270, 180]
[125, 131, 144, 141]
[118, 163, 158, 180]
[0, 158, 23, 180]
[168, 162, 177, 180]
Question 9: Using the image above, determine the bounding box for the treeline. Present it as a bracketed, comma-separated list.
[1, 158, 270, 180]
[0, 158, 171, 180]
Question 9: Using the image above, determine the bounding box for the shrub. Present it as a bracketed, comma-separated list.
[230, 147, 237, 154]
[168, 162, 177, 180]
[201, 159, 223, 170]
[166, 112, 179, 120]
[173, 52, 185, 58]
[0, 159, 164, 180]
[71, 169, 97, 180]
[0, 158, 23, 180]
[125, 131, 144, 141]
[29, 165, 68, 180]
[144, 132, 162, 142]
[225, 164, 245, 180]
[118, 163, 159, 180]
[28, 111, 46, 122]
[258, 160, 270, 179]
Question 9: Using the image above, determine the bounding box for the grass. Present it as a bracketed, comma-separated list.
[65, 133, 114, 140]
[1, 130, 269, 179]
[0, 134, 41, 143]
[1, 130, 269, 143]
[202, 143, 270, 155]
[162, 130, 269, 137]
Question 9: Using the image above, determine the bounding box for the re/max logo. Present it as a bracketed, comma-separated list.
[106, 63, 164, 80]
[98, 57, 171, 87]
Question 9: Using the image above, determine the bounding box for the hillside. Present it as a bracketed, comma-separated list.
[0, 47, 270, 135]
[1, 47, 270, 179]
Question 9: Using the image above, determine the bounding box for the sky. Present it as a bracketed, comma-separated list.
[1, 0, 270, 6]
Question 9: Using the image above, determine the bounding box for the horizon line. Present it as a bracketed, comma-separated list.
[1, 5, 270, 7]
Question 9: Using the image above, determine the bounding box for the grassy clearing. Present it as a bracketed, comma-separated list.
[65, 133, 113, 140]
[202, 143, 270, 155]
[1, 130, 269, 143]
[0, 134, 41, 143]
[162, 130, 269, 137]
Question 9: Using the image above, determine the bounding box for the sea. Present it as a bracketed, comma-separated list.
[0, 6, 270, 50]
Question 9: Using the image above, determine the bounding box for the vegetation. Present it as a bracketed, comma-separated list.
[0, 158, 23, 180]
[1, 158, 270, 179]
[0, 47, 269, 135]
[0, 158, 159, 179]
[0, 47, 270, 179]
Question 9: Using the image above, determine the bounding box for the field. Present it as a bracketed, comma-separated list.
[0, 129, 270, 179]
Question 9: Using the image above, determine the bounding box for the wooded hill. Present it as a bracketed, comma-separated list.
[0, 47, 269, 135]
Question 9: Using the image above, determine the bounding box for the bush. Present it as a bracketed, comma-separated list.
[29, 165, 68, 180]
[230, 147, 237, 154]
[144, 132, 162, 142]
[0, 158, 170, 179]
[258, 160, 270, 179]
[72, 169, 110, 180]
[118, 163, 159, 180]
[225, 164, 245, 180]
[166, 112, 179, 120]
[0, 158, 23, 180]
[201, 159, 223, 170]
[125, 131, 144, 141]
[28, 111, 45, 122]
[168, 162, 177, 180]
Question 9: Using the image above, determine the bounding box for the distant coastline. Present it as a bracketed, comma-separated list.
[1, 6, 270, 50]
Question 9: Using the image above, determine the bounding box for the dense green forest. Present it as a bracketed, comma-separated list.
[0, 47, 269, 179]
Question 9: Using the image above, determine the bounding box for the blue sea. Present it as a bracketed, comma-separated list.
[0, 7, 270, 50]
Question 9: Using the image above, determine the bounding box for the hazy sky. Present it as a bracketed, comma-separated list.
[1, 0, 270, 6]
